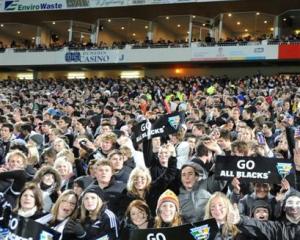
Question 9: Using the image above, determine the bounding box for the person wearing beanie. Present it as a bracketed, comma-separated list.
[79, 185, 120, 240]
[231, 190, 300, 239]
[28, 133, 44, 147]
[154, 189, 182, 228]
[73, 175, 94, 197]
[251, 200, 271, 221]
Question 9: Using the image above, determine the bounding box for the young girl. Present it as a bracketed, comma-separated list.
[34, 166, 61, 212]
[121, 200, 154, 239]
[14, 182, 46, 220]
[154, 189, 182, 228]
[80, 186, 119, 239]
[36, 190, 86, 240]
[204, 192, 241, 240]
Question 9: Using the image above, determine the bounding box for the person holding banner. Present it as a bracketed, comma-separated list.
[154, 189, 182, 228]
[231, 178, 289, 220]
[229, 191, 300, 240]
[80, 186, 120, 240]
[37, 190, 86, 239]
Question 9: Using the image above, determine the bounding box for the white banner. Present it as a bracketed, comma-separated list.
[191, 44, 278, 61]
[0, 45, 278, 66]
[2, 0, 236, 11]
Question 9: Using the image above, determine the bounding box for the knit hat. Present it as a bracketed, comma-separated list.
[29, 133, 43, 146]
[251, 200, 272, 217]
[74, 176, 94, 190]
[82, 185, 107, 202]
[156, 189, 179, 213]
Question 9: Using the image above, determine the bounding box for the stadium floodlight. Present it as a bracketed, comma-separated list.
[17, 73, 33, 80]
[120, 71, 141, 79]
[67, 72, 85, 79]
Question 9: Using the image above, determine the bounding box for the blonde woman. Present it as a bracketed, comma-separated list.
[54, 157, 75, 191]
[26, 142, 40, 166]
[80, 186, 119, 239]
[119, 166, 152, 215]
[154, 189, 182, 228]
[36, 190, 86, 240]
[204, 192, 241, 239]
[53, 138, 69, 153]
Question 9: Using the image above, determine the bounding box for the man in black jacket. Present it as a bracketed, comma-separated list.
[92, 160, 126, 217]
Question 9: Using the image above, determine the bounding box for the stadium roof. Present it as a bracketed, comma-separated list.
[0, 0, 299, 23]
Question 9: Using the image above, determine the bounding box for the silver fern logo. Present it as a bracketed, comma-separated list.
[276, 162, 293, 179]
[190, 225, 210, 240]
[168, 115, 180, 130]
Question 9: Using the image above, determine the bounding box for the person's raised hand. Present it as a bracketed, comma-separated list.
[228, 203, 240, 225]
[231, 177, 241, 194]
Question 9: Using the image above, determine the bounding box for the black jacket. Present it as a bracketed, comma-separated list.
[0, 169, 33, 207]
[91, 179, 126, 216]
[142, 139, 179, 214]
[114, 166, 132, 184]
[120, 217, 154, 240]
[238, 215, 300, 240]
[82, 205, 120, 240]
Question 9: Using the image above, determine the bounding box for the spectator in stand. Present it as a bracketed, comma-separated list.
[178, 163, 211, 223]
[0, 150, 32, 207]
[0, 122, 15, 164]
[36, 190, 85, 240]
[154, 189, 182, 228]
[80, 186, 119, 239]
[121, 200, 154, 239]
[91, 160, 126, 216]
[204, 192, 242, 239]
[11, 182, 46, 220]
[108, 149, 132, 183]
[34, 165, 61, 212]
[229, 191, 300, 239]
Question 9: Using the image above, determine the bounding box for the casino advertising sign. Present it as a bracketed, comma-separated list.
[65, 50, 124, 64]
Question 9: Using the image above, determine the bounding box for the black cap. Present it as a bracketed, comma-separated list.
[82, 185, 107, 202]
[74, 176, 94, 190]
[251, 200, 272, 217]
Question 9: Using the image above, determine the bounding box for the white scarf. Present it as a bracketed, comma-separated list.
[18, 206, 37, 218]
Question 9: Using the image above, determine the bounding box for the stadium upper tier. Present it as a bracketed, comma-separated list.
[0, 0, 300, 67]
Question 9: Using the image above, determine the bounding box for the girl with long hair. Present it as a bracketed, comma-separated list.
[204, 192, 241, 239]
[154, 189, 182, 228]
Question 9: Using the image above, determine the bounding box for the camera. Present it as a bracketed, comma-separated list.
[79, 140, 87, 147]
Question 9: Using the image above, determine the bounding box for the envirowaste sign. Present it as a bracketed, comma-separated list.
[3, 0, 64, 11]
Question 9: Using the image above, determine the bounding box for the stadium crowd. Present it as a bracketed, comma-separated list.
[1, 32, 300, 53]
[0, 74, 300, 239]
